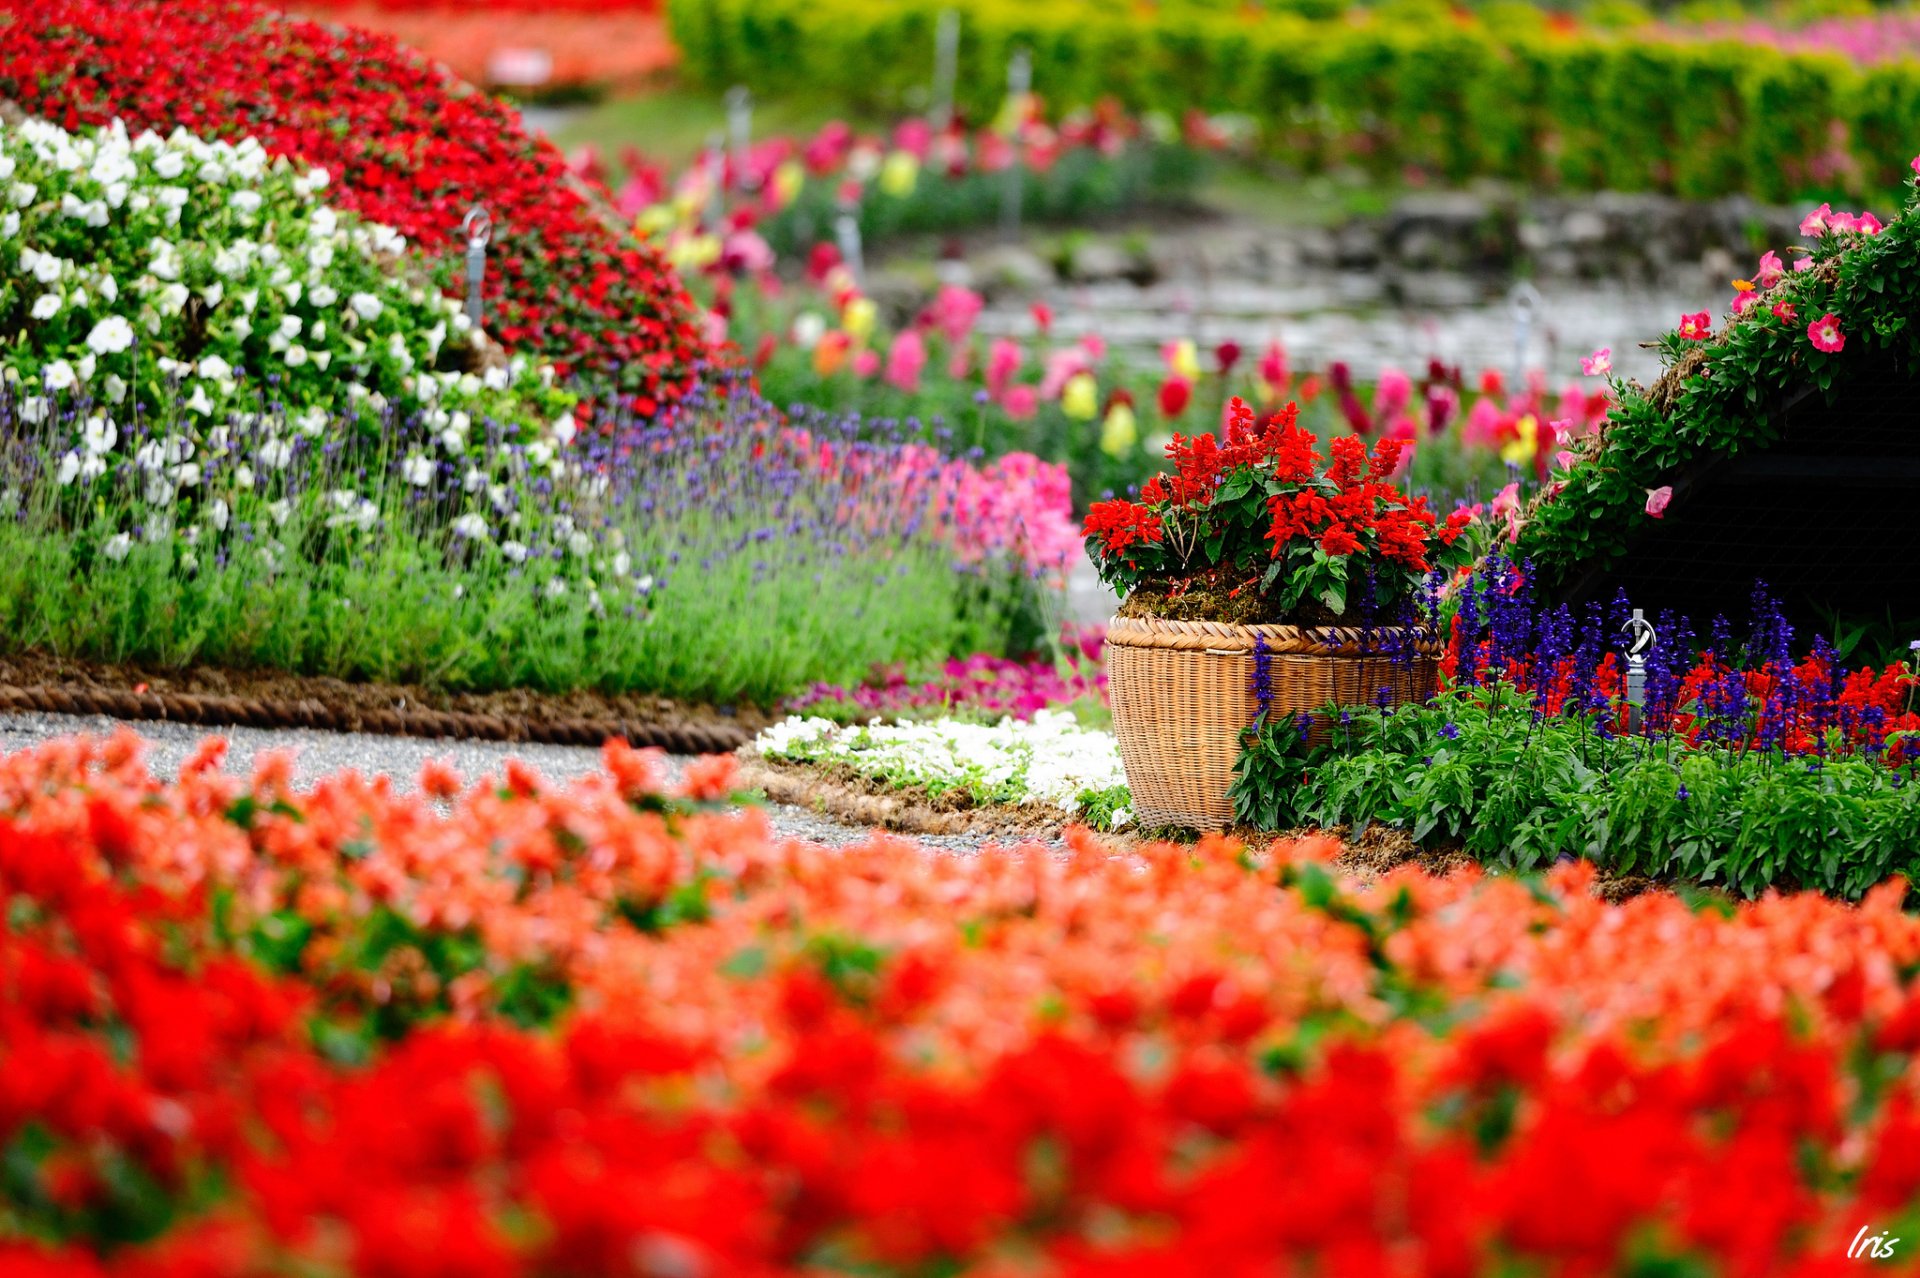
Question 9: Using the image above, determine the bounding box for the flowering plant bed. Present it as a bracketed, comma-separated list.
[0, 0, 707, 414]
[1515, 163, 1920, 618]
[750, 708, 1131, 828]
[17, 730, 1920, 1270]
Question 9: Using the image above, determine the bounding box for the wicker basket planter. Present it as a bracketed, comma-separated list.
[1105, 616, 1440, 830]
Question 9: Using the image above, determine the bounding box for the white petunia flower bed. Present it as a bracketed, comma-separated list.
[0, 115, 575, 470]
[752, 710, 1133, 829]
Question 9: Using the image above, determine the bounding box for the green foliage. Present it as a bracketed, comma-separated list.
[1229, 687, 1920, 898]
[668, 0, 1903, 204]
[1516, 177, 1920, 594]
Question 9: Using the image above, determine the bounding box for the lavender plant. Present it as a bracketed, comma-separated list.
[0, 370, 1048, 705]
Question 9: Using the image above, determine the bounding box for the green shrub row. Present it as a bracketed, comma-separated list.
[669, 0, 1915, 203]
[1229, 689, 1920, 899]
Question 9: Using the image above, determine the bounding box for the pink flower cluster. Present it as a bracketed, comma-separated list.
[788, 627, 1108, 721]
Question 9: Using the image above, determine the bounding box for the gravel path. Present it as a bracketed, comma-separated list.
[0, 711, 1021, 852]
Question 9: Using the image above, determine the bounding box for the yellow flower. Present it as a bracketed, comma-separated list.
[1100, 402, 1139, 458]
[634, 205, 675, 238]
[842, 297, 877, 345]
[1167, 338, 1201, 382]
[878, 151, 919, 199]
[1062, 372, 1098, 421]
[772, 159, 806, 208]
[1500, 414, 1538, 466]
[669, 233, 722, 272]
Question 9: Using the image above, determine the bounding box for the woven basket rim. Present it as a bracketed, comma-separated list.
[1105, 613, 1441, 656]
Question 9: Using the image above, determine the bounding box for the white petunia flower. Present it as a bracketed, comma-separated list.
[41, 361, 75, 393]
[348, 292, 382, 322]
[55, 452, 81, 486]
[30, 294, 60, 321]
[283, 344, 308, 368]
[401, 453, 434, 486]
[86, 316, 135, 355]
[451, 513, 489, 539]
[501, 540, 528, 563]
[81, 416, 116, 455]
[228, 189, 262, 215]
[102, 533, 132, 562]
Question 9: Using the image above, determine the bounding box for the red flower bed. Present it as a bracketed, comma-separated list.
[0, 0, 706, 415]
[7, 730, 1920, 1272]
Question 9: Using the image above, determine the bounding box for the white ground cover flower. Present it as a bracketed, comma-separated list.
[752, 710, 1131, 826]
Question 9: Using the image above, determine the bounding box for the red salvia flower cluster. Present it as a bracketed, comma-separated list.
[0, 0, 708, 417]
[1087, 398, 1470, 618]
[6, 732, 1920, 1272]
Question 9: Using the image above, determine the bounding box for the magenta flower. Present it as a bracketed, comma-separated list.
[1911, 154, 1920, 176]
[1731, 290, 1761, 315]
[1580, 347, 1612, 376]
[1677, 312, 1712, 342]
[1800, 203, 1834, 236]
[1645, 485, 1672, 519]
[1859, 212, 1885, 236]
[1808, 313, 1846, 353]
[986, 338, 1022, 400]
[1756, 251, 1785, 287]
[1772, 301, 1798, 322]
[884, 330, 926, 392]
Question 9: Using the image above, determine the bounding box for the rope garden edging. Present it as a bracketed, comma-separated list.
[0, 682, 751, 755]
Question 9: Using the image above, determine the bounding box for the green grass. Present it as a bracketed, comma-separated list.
[550, 79, 889, 169]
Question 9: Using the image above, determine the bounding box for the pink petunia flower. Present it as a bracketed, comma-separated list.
[1859, 212, 1885, 236]
[1732, 291, 1761, 315]
[1911, 154, 1920, 177]
[1580, 347, 1612, 377]
[1756, 251, 1785, 288]
[1772, 301, 1797, 322]
[1808, 313, 1846, 353]
[1677, 312, 1712, 342]
[1800, 203, 1834, 236]
[1645, 486, 1672, 518]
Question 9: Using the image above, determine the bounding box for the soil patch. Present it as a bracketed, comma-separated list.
[0, 649, 770, 753]
[736, 755, 1077, 840]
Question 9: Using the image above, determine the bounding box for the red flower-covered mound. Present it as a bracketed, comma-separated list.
[0, 0, 707, 415]
[10, 731, 1920, 1272]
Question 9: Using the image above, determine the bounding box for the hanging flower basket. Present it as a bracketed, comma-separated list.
[1105, 616, 1439, 830]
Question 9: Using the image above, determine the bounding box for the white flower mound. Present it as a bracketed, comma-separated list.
[0, 116, 576, 460]
[753, 710, 1131, 828]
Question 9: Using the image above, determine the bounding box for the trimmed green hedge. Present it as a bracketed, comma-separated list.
[667, 0, 1905, 203]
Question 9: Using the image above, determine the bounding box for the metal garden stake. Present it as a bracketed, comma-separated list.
[1509, 280, 1541, 390]
[1000, 47, 1031, 241]
[461, 206, 492, 330]
[726, 85, 754, 190]
[1623, 608, 1656, 733]
[931, 9, 961, 132]
[835, 207, 865, 288]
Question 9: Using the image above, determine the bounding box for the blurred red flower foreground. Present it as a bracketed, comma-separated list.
[8, 731, 1920, 1274]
